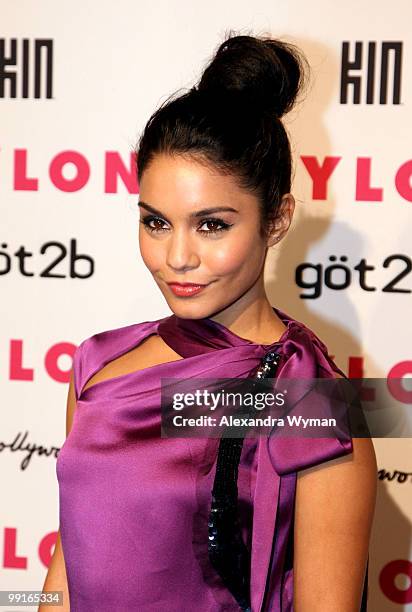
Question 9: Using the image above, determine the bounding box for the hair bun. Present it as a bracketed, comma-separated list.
[196, 34, 308, 119]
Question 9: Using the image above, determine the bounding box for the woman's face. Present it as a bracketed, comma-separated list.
[138, 153, 285, 320]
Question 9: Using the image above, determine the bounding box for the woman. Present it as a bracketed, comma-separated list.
[41, 33, 377, 611]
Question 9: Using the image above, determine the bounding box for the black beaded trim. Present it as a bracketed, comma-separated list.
[208, 351, 281, 611]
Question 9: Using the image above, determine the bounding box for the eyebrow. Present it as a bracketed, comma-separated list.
[138, 200, 239, 220]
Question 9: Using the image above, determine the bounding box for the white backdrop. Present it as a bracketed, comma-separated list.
[1, 1, 411, 609]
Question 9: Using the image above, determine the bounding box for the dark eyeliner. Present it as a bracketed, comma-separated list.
[200, 217, 233, 233]
[140, 215, 233, 235]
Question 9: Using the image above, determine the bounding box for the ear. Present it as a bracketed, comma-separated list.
[266, 193, 295, 247]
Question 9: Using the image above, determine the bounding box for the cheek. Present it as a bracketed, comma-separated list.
[205, 231, 262, 275]
[139, 230, 161, 271]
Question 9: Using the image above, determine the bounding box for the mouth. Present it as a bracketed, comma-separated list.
[166, 281, 210, 297]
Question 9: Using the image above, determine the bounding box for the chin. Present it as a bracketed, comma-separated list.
[165, 300, 214, 320]
[171, 307, 210, 320]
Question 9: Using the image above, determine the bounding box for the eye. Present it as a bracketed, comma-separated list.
[140, 215, 168, 233]
[140, 215, 233, 236]
[198, 217, 233, 234]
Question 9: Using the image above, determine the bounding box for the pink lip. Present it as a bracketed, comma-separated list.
[167, 282, 209, 297]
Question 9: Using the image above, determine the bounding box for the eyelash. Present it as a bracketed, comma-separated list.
[139, 215, 233, 236]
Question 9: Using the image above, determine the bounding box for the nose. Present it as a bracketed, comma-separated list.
[166, 228, 200, 272]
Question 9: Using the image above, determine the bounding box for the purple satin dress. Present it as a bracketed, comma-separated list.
[56, 306, 356, 611]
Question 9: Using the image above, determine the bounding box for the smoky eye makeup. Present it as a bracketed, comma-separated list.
[139, 214, 234, 236]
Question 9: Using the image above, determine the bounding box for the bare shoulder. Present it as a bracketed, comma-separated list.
[296, 433, 377, 497]
[297, 370, 377, 501]
[293, 370, 377, 610]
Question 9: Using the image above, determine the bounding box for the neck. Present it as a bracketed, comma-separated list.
[206, 288, 288, 346]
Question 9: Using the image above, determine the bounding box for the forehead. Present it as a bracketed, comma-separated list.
[139, 153, 258, 211]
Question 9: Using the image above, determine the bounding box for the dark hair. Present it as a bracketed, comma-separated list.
[135, 31, 310, 239]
